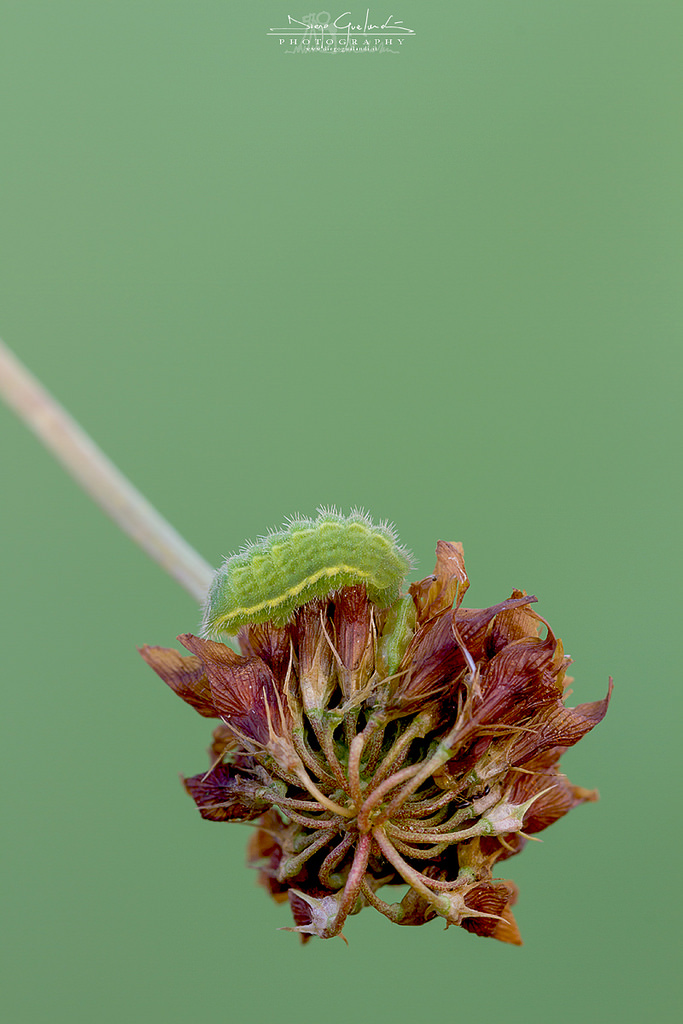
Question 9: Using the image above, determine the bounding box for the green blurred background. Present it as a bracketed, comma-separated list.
[1, 2, 680, 1022]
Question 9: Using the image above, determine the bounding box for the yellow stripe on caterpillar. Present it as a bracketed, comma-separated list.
[201, 507, 413, 637]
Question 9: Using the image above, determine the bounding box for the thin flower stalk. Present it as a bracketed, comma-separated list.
[0, 339, 213, 601]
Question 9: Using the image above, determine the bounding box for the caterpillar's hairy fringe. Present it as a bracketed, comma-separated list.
[201, 507, 414, 638]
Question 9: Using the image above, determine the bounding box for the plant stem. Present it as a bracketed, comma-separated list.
[387, 835, 451, 860]
[318, 832, 355, 888]
[346, 730, 366, 807]
[295, 766, 353, 818]
[372, 828, 467, 898]
[369, 709, 433, 790]
[326, 832, 371, 937]
[307, 710, 350, 791]
[372, 827, 442, 904]
[355, 763, 421, 833]
[0, 339, 214, 602]
[279, 828, 338, 880]
[386, 819, 484, 845]
[359, 877, 404, 923]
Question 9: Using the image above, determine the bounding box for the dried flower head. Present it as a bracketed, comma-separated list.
[141, 516, 611, 944]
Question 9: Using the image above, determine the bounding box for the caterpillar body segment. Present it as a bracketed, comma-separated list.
[201, 508, 413, 638]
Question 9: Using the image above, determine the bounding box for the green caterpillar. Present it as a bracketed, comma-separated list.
[201, 507, 413, 637]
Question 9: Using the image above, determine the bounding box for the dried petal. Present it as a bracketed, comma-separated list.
[183, 765, 269, 822]
[333, 585, 374, 698]
[247, 812, 292, 904]
[138, 644, 216, 717]
[507, 679, 613, 765]
[454, 593, 538, 663]
[207, 723, 241, 764]
[295, 598, 335, 711]
[409, 540, 470, 623]
[178, 633, 284, 748]
[460, 880, 521, 943]
[388, 610, 466, 714]
[237, 621, 292, 679]
[488, 589, 547, 650]
[474, 627, 565, 727]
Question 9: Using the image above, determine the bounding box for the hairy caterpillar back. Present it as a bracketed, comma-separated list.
[201, 508, 413, 637]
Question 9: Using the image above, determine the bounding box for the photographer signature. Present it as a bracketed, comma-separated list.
[286, 10, 415, 35]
